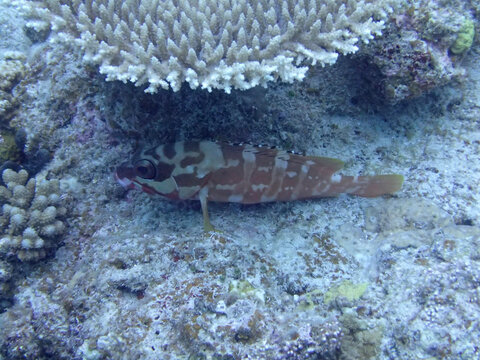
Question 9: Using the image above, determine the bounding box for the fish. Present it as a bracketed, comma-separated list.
[115, 141, 403, 231]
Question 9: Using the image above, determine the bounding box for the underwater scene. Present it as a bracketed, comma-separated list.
[0, 0, 479, 359]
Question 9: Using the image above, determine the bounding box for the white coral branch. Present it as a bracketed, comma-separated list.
[24, 0, 404, 92]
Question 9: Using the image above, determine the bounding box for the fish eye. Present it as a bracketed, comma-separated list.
[134, 160, 156, 179]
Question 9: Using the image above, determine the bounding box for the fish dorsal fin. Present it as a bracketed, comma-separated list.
[220, 142, 345, 172]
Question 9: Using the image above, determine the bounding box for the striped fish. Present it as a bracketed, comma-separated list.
[115, 141, 403, 231]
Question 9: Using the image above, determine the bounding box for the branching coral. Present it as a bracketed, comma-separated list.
[24, 0, 402, 93]
[0, 51, 26, 120]
[0, 168, 66, 262]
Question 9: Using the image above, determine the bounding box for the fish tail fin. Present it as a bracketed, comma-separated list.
[349, 174, 404, 197]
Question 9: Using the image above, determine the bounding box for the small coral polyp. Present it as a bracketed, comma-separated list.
[0, 169, 66, 261]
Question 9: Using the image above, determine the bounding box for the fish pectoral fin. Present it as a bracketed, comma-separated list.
[307, 156, 345, 172]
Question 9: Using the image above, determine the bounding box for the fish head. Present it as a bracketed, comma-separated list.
[115, 152, 179, 199]
[115, 141, 225, 201]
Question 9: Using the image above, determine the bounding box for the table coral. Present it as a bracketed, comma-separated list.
[0, 168, 66, 262]
[24, 0, 402, 93]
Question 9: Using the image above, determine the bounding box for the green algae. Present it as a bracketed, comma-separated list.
[0, 131, 21, 162]
[323, 280, 368, 304]
[228, 280, 265, 303]
[450, 20, 475, 54]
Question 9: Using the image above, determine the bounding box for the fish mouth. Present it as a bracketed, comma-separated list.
[115, 165, 136, 190]
[115, 173, 134, 190]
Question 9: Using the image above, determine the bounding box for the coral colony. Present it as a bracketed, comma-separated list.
[0, 169, 66, 261]
[25, 0, 399, 92]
